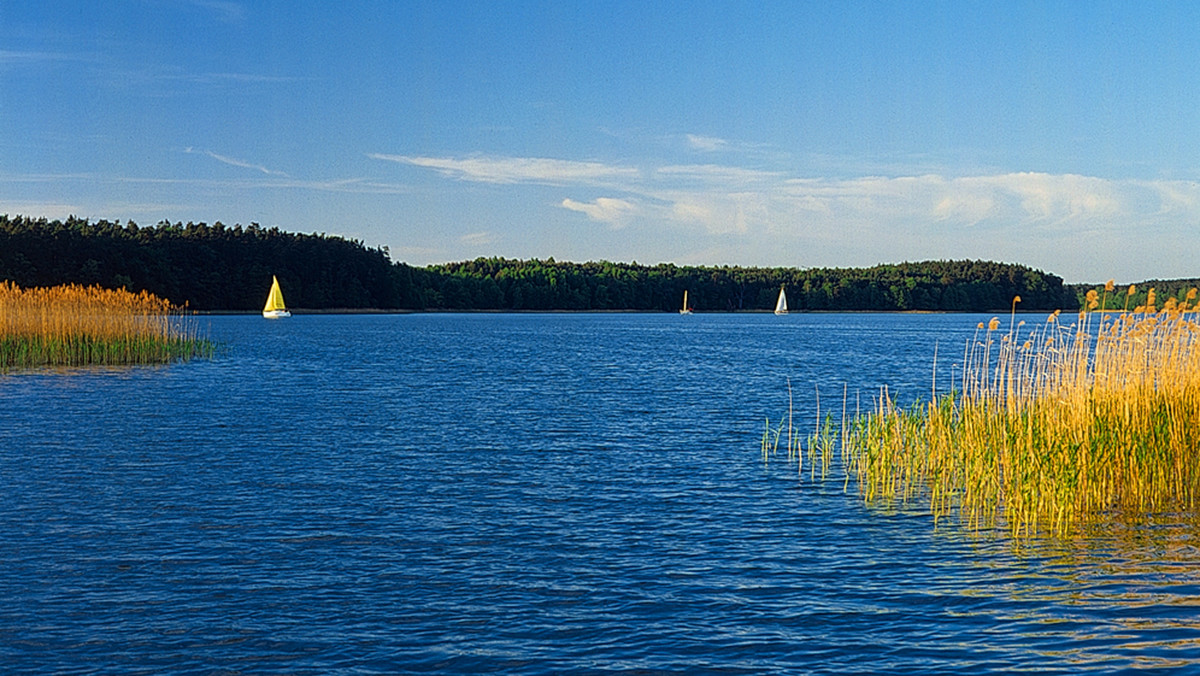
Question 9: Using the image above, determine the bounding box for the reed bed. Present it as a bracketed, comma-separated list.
[771, 285, 1200, 538]
[0, 281, 212, 369]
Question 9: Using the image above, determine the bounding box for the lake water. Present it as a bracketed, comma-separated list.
[4, 313, 1200, 674]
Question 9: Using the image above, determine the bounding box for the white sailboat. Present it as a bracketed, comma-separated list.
[680, 290, 693, 315]
[262, 275, 292, 318]
[774, 286, 788, 315]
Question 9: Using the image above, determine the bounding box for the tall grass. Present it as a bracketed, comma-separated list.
[0, 281, 212, 369]
[773, 286, 1200, 537]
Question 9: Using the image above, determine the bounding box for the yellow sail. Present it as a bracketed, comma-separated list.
[263, 275, 288, 312]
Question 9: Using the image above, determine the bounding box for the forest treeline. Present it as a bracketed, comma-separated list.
[0, 216, 400, 311]
[0, 215, 1089, 312]
[1068, 279, 1200, 312]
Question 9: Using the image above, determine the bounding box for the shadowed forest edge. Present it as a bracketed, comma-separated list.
[3, 215, 1191, 313]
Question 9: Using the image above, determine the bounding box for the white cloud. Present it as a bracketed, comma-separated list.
[387, 152, 1200, 236]
[185, 147, 287, 176]
[686, 134, 728, 152]
[657, 164, 783, 186]
[187, 72, 300, 84]
[670, 201, 710, 222]
[0, 201, 80, 220]
[777, 172, 1134, 228]
[0, 170, 417, 199]
[933, 190, 996, 224]
[1145, 179, 1200, 215]
[0, 50, 86, 65]
[370, 154, 639, 185]
[967, 173, 1122, 223]
[461, 231, 499, 246]
[375, 150, 1200, 279]
[560, 197, 637, 226]
[662, 192, 765, 236]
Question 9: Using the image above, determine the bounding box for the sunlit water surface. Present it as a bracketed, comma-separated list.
[4, 313, 1200, 674]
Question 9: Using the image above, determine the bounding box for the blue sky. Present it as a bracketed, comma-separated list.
[3, 1, 1199, 282]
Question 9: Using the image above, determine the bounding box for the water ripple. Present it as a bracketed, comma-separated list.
[3, 314, 1200, 673]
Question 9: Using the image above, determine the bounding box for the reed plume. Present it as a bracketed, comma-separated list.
[0, 282, 211, 369]
[788, 292, 1200, 537]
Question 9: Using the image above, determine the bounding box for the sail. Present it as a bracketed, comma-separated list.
[774, 287, 788, 315]
[264, 276, 288, 312]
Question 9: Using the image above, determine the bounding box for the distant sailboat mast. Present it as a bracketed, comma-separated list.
[680, 289, 693, 315]
[774, 286, 788, 315]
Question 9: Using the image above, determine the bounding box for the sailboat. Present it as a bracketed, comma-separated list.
[262, 275, 292, 318]
[680, 290, 693, 315]
[774, 286, 788, 315]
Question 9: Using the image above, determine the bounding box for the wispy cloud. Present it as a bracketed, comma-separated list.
[560, 197, 638, 227]
[179, 0, 246, 25]
[680, 133, 786, 162]
[929, 173, 1123, 226]
[110, 63, 301, 88]
[461, 231, 499, 246]
[0, 50, 77, 63]
[127, 174, 414, 195]
[0, 170, 417, 199]
[0, 201, 81, 220]
[385, 152, 1188, 231]
[365, 152, 1200, 238]
[385, 150, 1200, 279]
[686, 134, 729, 152]
[0, 50, 95, 67]
[186, 72, 300, 84]
[185, 147, 287, 176]
[657, 164, 784, 186]
[775, 173, 1133, 229]
[0, 197, 201, 222]
[369, 154, 639, 185]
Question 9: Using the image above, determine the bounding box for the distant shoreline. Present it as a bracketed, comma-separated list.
[193, 308, 1053, 316]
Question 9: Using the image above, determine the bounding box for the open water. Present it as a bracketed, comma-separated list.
[4, 313, 1200, 674]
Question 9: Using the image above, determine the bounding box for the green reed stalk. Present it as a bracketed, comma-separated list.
[776, 290, 1200, 538]
[0, 282, 212, 370]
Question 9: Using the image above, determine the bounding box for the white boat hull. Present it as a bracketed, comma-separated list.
[262, 309, 292, 319]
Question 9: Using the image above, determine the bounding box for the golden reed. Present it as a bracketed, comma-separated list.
[0, 281, 211, 369]
[774, 285, 1200, 537]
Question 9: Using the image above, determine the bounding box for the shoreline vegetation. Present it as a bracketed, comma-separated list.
[770, 284, 1200, 538]
[4, 215, 1197, 314]
[0, 281, 212, 370]
[0, 214, 1128, 313]
[4, 214, 1197, 314]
